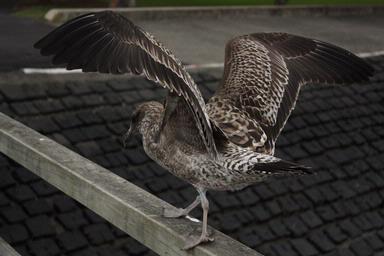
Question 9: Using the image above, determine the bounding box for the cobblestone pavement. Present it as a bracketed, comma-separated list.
[0, 55, 383, 256]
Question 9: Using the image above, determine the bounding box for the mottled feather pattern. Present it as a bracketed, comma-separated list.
[211, 33, 373, 154]
[248, 33, 373, 144]
[219, 36, 289, 127]
[35, 12, 373, 192]
[207, 97, 268, 151]
[185, 146, 310, 191]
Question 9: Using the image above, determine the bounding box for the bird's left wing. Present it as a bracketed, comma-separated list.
[208, 33, 373, 154]
[34, 11, 217, 158]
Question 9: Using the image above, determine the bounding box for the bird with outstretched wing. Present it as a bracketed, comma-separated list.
[35, 11, 373, 250]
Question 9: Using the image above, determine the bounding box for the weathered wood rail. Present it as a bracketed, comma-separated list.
[0, 112, 263, 256]
[0, 237, 21, 256]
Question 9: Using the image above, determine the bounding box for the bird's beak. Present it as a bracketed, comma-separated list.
[122, 122, 134, 148]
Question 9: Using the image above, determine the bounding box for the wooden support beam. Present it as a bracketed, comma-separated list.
[0, 113, 262, 256]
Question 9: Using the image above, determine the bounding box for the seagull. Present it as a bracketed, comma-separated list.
[34, 11, 373, 249]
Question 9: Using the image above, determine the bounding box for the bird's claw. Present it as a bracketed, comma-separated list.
[162, 207, 186, 218]
[183, 233, 214, 250]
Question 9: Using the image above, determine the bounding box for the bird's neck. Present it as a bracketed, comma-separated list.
[139, 113, 163, 148]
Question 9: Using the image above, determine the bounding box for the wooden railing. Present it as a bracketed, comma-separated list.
[0, 112, 263, 256]
[0, 237, 21, 256]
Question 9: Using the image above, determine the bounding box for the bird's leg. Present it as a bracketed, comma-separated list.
[183, 188, 214, 250]
[162, 196, 200, 218]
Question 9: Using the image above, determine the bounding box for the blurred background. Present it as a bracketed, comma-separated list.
[2, 0, 384, 19]
[1, 1, 384, 256]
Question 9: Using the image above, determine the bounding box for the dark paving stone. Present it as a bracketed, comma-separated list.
[83, 223, 114, 245]
[54, 113, 83, 129]
[300, 210, 323, 229]
[76, 141, 103, 158]
[52, 195, 77, 213]
[62, 128, 86, 143]
[13, 167, 40, 183]
[0, 57, 384, 256]
[284, 216, 309, 237]
[268, 219, 290, 237]
[26, 116, 60, 134]
[339, 219, 362, 238]
[365, 233, 384, 252]
[83, 209, 105, 224]
[290, 238, 318, 256]
[33, 99, 65, 114]
[62, 96, 84, 109]
[81, 94, 105, 107]
[31, 180, 57, 197]
[57, 211, 89, 230]
[10, 102, 39, 116]
[71, 248, 98, 256]
[250, 205, 271, 222]
[6, 185, 36, 202]
[309, 230, 336, 253]
[325, 225, 348, 244]
[270, 241, 298, 256]
[46, 84, 70, 98]
[57, 231, 88, 252]
[350, 238, 374, 256]
[0, 169, 16, 188]
[26, 215, 55, 238]
[28, 238, 60, 256]
[0, 194, 9, 207]
[0, 205, 28, 223]
[238, 230, 263, 248]
[1, 84, 45, 101]
[0, 224, 29, 243]
[77, 110, 103, 125]
[23, 199, 53, 216]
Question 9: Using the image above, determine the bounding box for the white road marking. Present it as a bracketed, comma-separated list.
[357, 50, 384, 58]
[21, 50, 384, 74]
[22, 68, 82, 74]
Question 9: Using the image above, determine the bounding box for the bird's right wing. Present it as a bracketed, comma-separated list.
[34, 11, 217, 158]
[208, 33, 373, 154]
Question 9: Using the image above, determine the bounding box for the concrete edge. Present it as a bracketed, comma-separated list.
[45, 5, 384, 23]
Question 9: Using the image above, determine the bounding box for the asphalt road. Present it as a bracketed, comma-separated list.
[0, 14, 53, 72]
[138, 14, 384, 65]
[1, 12, 384, 71]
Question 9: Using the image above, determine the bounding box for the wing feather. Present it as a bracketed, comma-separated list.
[35, 11, 217, 158]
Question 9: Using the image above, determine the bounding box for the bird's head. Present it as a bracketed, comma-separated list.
[123, 101, 164, 147]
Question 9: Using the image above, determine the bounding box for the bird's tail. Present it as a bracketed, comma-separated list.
[251, 159, 312, 177]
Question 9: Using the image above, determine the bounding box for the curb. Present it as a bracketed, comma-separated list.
[45, 5, 384, 23]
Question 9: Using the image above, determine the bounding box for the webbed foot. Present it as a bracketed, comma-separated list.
[183, 233, 215, 250]
[162, 207, 187, 218]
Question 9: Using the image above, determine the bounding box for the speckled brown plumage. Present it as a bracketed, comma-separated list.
[34, 11, 374, 249]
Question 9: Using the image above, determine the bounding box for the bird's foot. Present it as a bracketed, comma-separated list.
[183, 232, 215, 250]
[162, 207, 187, 218]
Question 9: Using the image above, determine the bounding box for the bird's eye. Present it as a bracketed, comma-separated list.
[131, 111, 140, 123]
